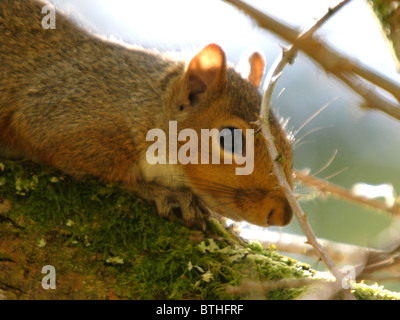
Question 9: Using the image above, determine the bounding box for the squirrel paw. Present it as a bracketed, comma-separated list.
[153, 188, 210, 230]
[153, 189, 174, 219]
[132, 183, 210, 229]
[173, 191, 210, 230]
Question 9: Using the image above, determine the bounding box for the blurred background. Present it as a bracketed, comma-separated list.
[50, 0, 400, 290]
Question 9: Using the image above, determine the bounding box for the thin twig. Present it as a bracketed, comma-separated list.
[224, 0, 400, 121]
[257, 0, 356, 300]
[261, 122, 355, 300]
[361, 253, 400, 275]
[337, 72, 400, 120]
[295, 169, 400, 216]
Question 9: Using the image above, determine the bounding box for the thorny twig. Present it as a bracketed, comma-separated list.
[259, 120, 356, 300]
[260, 0, 353, 120]
[256, 0, 356, 300]
[224, 0, 400, 121]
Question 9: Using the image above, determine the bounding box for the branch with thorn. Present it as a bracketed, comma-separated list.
[230, 0, 358, 300]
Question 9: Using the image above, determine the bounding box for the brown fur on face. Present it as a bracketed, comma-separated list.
[175, 68, 293, 227]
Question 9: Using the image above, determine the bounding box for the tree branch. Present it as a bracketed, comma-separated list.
[255, 0, 356, 300]
[224, 0, 400, 120]
[295, 169, 400, 216]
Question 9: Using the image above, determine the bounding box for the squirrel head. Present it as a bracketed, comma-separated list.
[171, 44, 293, 227]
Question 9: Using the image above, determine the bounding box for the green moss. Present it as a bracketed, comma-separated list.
[0, 160, 399, 300]
[368, 0, 400, 65]
[353, 283, 400, 300]
[369, 0, 395, 24]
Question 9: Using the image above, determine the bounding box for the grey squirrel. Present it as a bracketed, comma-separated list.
[0, 0, 293, 228]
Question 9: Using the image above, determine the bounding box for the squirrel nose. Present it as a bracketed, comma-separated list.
[267, 199, 293, 226]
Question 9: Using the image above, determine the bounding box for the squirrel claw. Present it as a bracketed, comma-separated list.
[172, 191, 209, 230]
[152, 189, 173, 218]
[152, 188, 209, 230]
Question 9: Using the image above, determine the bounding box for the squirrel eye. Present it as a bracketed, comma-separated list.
[219, 127, 245, 155]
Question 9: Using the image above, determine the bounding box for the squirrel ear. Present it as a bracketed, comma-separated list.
[247, 52, 265, 89]
[184, 43, 227, 104]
